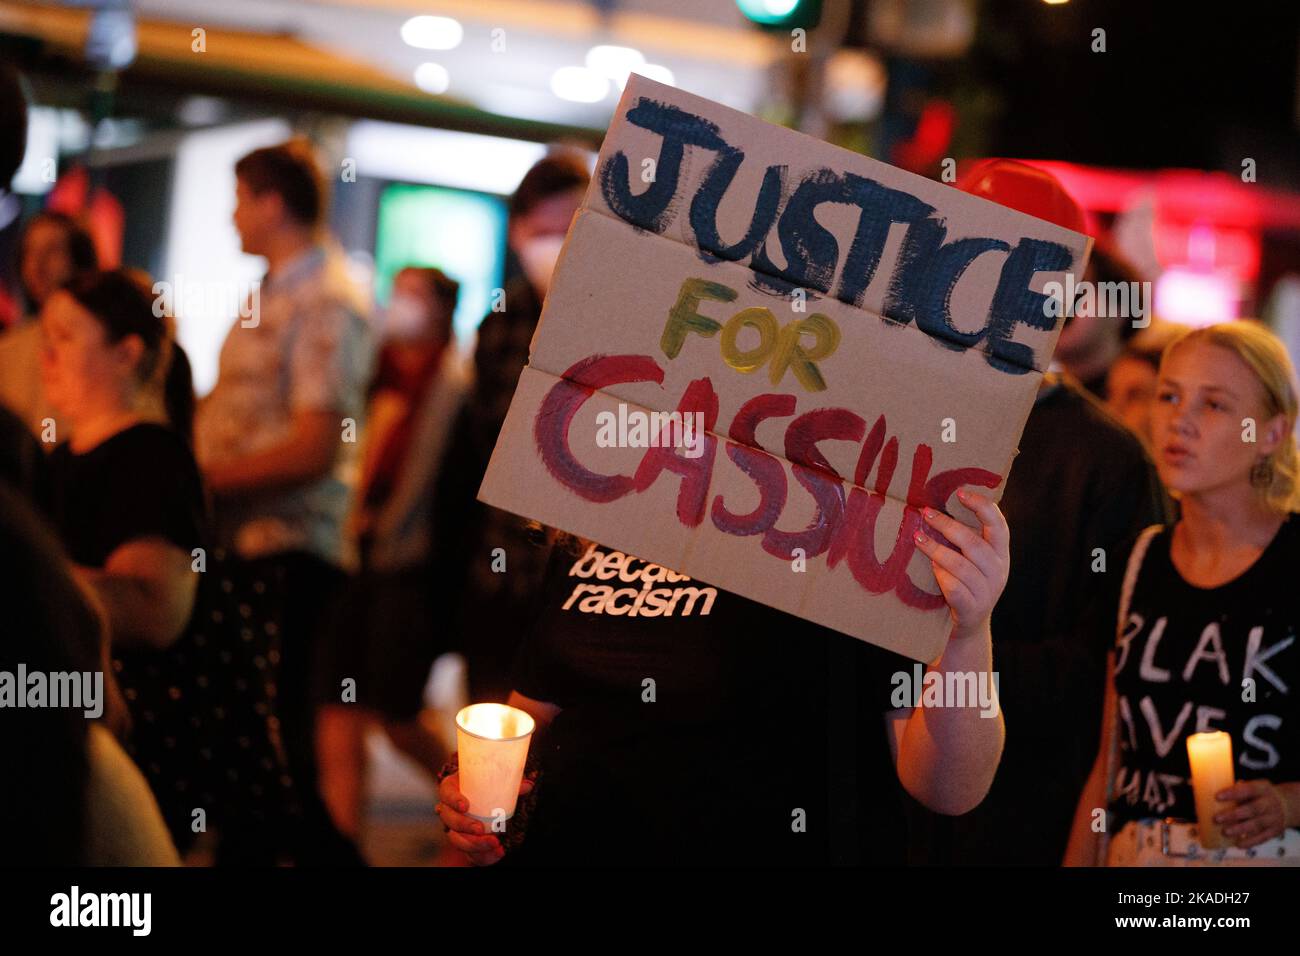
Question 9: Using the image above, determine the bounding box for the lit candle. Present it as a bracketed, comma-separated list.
[455, 703, 536, 825]
[1186, 731, 1235, 850]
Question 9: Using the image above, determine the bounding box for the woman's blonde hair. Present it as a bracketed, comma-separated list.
[1163, 320, 1300, 514]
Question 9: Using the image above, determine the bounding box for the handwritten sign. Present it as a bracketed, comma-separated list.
[479, 75, 1091, 661]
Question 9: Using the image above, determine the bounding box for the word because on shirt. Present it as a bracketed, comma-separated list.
[561, 543, 716, 618]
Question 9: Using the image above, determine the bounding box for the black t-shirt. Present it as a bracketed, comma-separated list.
[46, 423, 220, 850]
[905, 376, 1166, 865]
[47, 422, 206, 567]
[510, 540, 918, 866]
[1109, 513, 1300, 827]
[0, 403, 48, 512]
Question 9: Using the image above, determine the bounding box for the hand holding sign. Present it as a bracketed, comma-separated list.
[914, 488, 1011, 641]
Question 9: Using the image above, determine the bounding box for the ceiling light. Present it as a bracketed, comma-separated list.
[585, 45, 645, 89]
[414, 62, 450, 95]
[551, 66, 611, 103]
[400, 15, 463, 51]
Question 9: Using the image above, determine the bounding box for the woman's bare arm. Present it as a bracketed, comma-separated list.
[77, 538, 198, 650]
[886, 624, 1005, 816]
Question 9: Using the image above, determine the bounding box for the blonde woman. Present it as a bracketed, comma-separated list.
[1066, 321, 1300, 866]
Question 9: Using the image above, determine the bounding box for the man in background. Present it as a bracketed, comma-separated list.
[195, 139, 372, 863]
[1053, 243, 1148, 400]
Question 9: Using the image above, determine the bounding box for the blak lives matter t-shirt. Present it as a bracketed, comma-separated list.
[510, 540, 919, 866]
[1110, 513, 1300, 828]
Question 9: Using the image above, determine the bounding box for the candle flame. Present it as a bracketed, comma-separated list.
[457, 703, 535, 741]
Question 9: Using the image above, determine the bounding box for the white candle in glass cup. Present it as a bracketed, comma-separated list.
[455, 703, 536, 825]
[1186, 731, 1235, 850]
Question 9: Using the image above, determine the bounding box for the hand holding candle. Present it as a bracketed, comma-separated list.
[1213, 779, 1291, 849]
[1186, 731, 1235, 849]
[435, 769, 535, 866]
[455, 703, 536, 824]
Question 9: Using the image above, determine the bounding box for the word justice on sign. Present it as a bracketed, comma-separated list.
[598, 99, 1076, 376]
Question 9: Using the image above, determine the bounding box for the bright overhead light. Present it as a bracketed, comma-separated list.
[347, 120, 548, 196]
[400, 15, 463, 50]
[635, 64, 675, 86]
[414, 62, 450, 94]
[585, 45, 645, 88]
[551, 66, 610, 103]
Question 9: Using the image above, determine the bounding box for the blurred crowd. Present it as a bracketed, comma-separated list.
[2, 62, 1299, 868]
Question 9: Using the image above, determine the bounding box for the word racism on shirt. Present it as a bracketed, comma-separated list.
[0, 665, 102, 718]
[562, 543, 717, 618]
[50, 886, 151, 936]
[535, 352, 1000, 612]
[599, 96, 1076, 377]
[1114, 612, 1293, 817]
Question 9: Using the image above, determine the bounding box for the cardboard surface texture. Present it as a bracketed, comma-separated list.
[479, 74, 1092, 662]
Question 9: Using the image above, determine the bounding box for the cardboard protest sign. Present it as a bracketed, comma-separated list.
[479, 74, 1092, 662]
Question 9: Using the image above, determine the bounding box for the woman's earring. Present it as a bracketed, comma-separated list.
[1250, 456, 1275, 489]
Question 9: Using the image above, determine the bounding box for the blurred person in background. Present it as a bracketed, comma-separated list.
[17, 211, 99, 312]
[316, 266, 467, 842]
[0, 211, 99, 436]
[1067, 321, 1300, 865]
[0, 482, 178, 866]
[0, 64, 48, 504]
[0, 386, 45, 505]
[1107, 320, 1191, 452]
[195, 139, 371, 864]
[432, 151, 590, 704]
[904, 160, 1167, 865]
[1052, 243, 1148, 400]
[41, 269, 302, 863]
[0, 62, 176, 868]
[42, 271, 201, 651]
[40, 269, 208, 850]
